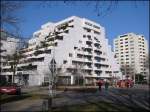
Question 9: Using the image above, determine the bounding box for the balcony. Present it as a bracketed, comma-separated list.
[2, 65, 11, 69]
[84, 58, 92, 63]
[93, 66, 101, 71]
[36, 53, 46, 58]
[17, 63, 32, 67]
[84, 51, 92, 56]
[93, 60, 101, 64]
[85, 45, 92, 49]
[84, 37, 92, 43]
[16, 70, 36, 75]
[1, 72, 13, 75]
[73, 57, 84, 62]
[84, 65, 92, 70]
[94, 53, 101, 58]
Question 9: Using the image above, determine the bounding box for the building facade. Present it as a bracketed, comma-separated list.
[113, 33, 149, 80]
[1, 16, 121, 86]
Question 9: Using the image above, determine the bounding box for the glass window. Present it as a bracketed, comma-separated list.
[69, 53, 72, 57]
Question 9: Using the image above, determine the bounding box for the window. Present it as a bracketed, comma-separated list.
[79, 40, 82, 43]
[131, 54, 134, 56]
[93, 25, 100, 29]
[68, 19, 74, 23]
[85, 22, 92, 26]
[37, 57, 44, 62]
[63, 60, 67, 64]
[130, 41, 134, 43]
[115, 43, 118, 45]
[87, 29, 91, 32]
[64, 30, 69, 33]
[130, 47, 134, 49]
[94, 31, 100, 35]
[120, 35, 128, 38]
[55, 43, 58, 46]
[69, 53, 72, 57]
[45, 50, 51, 54]
[74, 47, 77, 50]
[131, 61, 134, 63]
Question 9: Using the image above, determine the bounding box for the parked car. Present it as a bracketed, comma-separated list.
[0, 83, 21, 95]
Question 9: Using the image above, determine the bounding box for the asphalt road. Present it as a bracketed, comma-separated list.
[1, 85, 150, 112]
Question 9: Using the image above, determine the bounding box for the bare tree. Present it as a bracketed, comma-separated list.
[120, 64, 135, 79]
[39, 1, 146, 17]
[39, 0, 119, 17]
[7, 50, 24, 83]
[1, 1, 25, 34]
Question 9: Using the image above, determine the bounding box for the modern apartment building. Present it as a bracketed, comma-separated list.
[1, 16, 121, 86]
[113, 33, 149, 80]
[0, 30, 20, 82]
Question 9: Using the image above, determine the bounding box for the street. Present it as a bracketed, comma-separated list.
[1, 85, 150, 112]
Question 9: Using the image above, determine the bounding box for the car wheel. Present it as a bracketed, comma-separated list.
[16, 90, 21, 95]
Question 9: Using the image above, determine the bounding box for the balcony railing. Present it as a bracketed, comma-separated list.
[84, 58, 92, 62]
[84, 65, 92, 70]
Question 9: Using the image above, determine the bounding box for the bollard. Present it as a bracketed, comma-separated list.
[48, 97, 52, 111]
[42, 99, 48, 111]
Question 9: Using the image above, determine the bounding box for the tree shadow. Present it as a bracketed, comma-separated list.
[1, 93, 32, 104]
[52, 88, 150, 112]
[104, 89, 150, 111]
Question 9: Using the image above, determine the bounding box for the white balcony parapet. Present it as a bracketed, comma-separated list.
[2, 66, 11, 69]
[84, 58, 92, 63]
[17, 63, 31, 67]
[16, 70, 37, 75]
[84, 65, 92, 70]
[1, 72, 13, 75]
[85, 45, 92, 49]
[84, 51, 92, 56]
[72, 57, 84, 62]
[93, 67, 101, 70]
[36, 53, 46, 58]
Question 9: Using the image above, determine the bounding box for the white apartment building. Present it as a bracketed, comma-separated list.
[1, 16, 121, 86]
[0, 30, 20, 82]
[113, 33, 149, 80]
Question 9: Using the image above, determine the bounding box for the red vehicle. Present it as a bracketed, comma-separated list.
[117, 79, 134, 88]
[0, 83, 21, 95]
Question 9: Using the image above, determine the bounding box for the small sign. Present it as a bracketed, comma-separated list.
[49, 58, 56, 74]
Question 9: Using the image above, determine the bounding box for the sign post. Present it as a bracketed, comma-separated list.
[48, 58, 56, 110]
